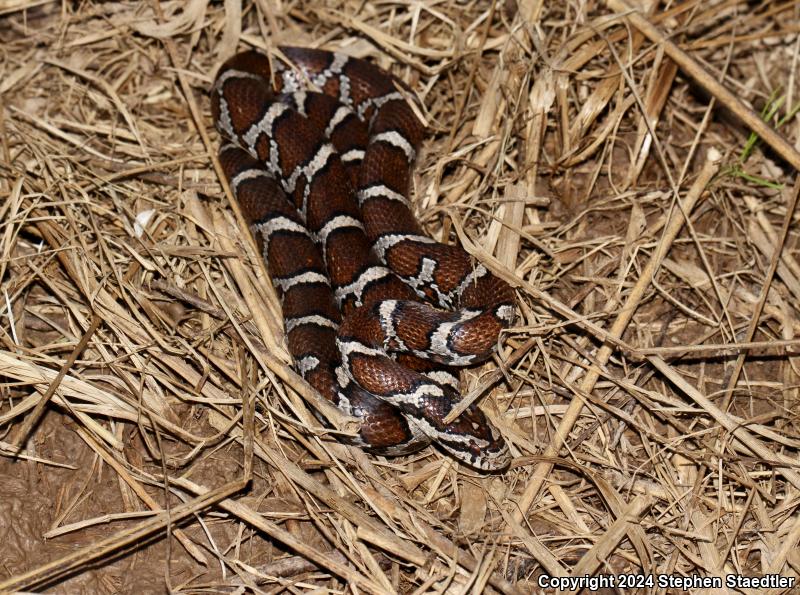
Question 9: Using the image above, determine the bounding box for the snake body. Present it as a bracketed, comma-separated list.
[211, 47, 515, 470]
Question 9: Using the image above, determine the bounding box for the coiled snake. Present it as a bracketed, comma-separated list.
[211, 47, 515, 470]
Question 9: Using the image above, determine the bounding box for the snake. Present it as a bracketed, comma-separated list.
[211, 47, 515, 470]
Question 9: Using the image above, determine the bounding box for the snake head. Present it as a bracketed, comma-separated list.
[412, 403, 511, 471]
[437, 432, 511, 471]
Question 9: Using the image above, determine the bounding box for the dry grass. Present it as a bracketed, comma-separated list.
[1, 0, 800, 592]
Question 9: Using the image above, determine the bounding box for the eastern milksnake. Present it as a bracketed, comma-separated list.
[211, 47, 515, 470]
